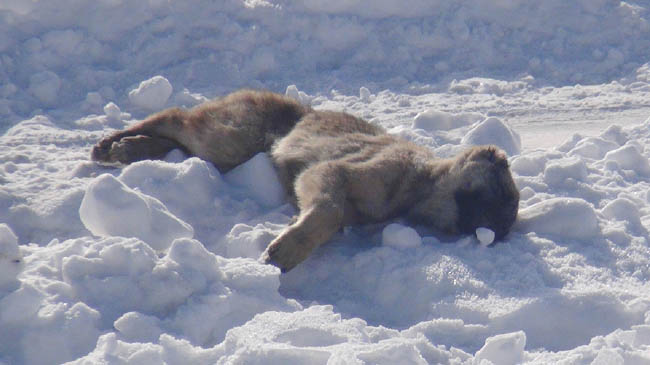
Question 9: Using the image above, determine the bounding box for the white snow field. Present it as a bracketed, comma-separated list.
[2, 1, 650, 364]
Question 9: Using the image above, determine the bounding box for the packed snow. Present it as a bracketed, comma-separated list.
[2, 0, 650, 364]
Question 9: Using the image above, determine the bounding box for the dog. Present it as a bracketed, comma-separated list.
[91, 90, 519, 272]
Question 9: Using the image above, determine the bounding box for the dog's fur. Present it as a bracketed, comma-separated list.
[91, 90, 519, 272]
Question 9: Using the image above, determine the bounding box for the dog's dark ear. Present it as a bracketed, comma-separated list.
[485, 146, 509, 169]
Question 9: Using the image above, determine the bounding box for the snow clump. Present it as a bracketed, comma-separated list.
[382, 223, 422, 249]
[412, 110, 483, 132]
[461, 117, 521, 156]
[474, 331, 526, 365]
[128, 76, 173, 111]
[79, 174, 194, 250]
[518, 198, 600, 239]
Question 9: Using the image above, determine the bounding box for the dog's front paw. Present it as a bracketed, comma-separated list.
[261, 231, 311, 273]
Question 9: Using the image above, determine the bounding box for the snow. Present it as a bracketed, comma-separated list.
[224, 153, 286, 208]
[79, 173, 194, 251]
[382, 223, 422, 249]
[128, 76, 174, 111]
[461, 117, 522, 156]
[2, 0, 650, 364]
[474, 331, 526, 365]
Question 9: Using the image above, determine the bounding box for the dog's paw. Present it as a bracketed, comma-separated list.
[260, 231, 311, 273]
[91, 135, 152, 165]
[91, 135, 119, 163]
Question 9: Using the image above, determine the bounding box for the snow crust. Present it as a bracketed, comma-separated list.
[2, 1, 650, 364]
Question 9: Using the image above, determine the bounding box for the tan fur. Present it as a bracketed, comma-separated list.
[92, 90, 519, 272]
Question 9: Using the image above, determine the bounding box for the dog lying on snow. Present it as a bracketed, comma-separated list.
[91, 90, 519, 272]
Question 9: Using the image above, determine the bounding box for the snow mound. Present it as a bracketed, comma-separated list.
[518, 198, 600, 239]
[224, 153, 286, 208]
[382, 223, 422, 249]
[79, 173, 193, 250]
[543, 157, 588, 187]
[601, 198, 642, 229]
[412, 110, 483, 132]
[604, 144, 650, 177]
[474, 331, 526, 365]
[510, 152, 548, 177]
[461, 117, 521, 156]
[568, 136, 619, 160]
[128, 76, 173, 111]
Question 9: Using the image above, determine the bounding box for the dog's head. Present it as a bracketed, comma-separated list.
[450, 145, 519, 241]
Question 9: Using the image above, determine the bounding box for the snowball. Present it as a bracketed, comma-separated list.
[382, 223, 422, 249]
[474, 331, 526, 365]
[604, 144, 650, 176]
[461, 117, 521, 156]
[28, 71, 62, 105]
[518, 198, 599, 239]
[476, 227, 495, 246]
[224, 153, 285, 208]
[128, 76, 173, 110]
[79, 174, 194, 250]
[412, 110, 482, 132]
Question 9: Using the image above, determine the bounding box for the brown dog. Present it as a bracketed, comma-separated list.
[91, 90, 519, 272]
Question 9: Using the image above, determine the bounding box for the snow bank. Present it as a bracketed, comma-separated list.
[2, 0, 650, 125]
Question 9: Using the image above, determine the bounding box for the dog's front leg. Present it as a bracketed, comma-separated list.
[261, 163, 346, 272]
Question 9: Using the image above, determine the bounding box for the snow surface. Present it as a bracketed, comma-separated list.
[2, 1, 650, 364]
